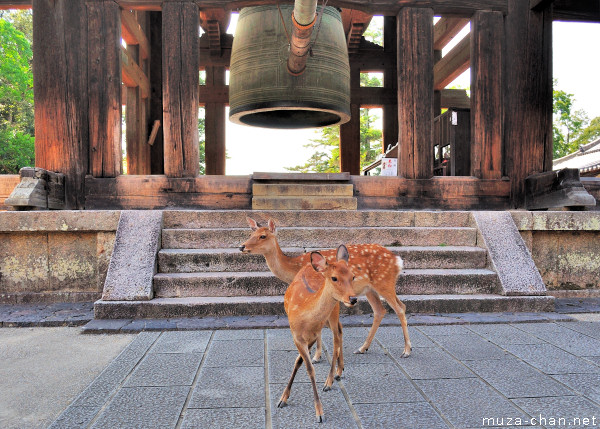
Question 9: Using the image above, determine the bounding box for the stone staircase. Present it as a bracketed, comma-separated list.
[251, 172, 357, 210]
[95, 210, 554, 319]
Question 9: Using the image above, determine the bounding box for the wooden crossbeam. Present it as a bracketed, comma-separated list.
[121, 9, 151, 59]
[121, 45, 150, 98]
[206, 20, 222, 56]
[433, 34, 470, 90]
[433, 17, 470, 50]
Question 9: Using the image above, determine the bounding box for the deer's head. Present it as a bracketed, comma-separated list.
[239, 217, 278, 255]
[311, 245, 357, 308]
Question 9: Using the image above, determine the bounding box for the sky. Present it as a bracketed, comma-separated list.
[222, 16, 600, 175]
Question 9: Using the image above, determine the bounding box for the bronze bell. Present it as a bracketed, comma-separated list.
[228, 5, 351, 129]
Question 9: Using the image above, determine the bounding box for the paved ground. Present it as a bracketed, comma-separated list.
[1, 300, 600, 429]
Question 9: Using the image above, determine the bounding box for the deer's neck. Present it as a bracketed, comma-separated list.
[263, 242, 303, 283]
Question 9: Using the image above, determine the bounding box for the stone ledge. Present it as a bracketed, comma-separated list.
[511, 211, 600, 231]
[0, 210, 121, 232]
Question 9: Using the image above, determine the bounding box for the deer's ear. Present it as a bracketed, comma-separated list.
[267, 218, 276, 234]
[336, 245, 349, 262]
[246, 217, 259, 231]
[310, 252, 328, 273]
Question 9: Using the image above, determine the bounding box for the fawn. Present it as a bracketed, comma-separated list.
[278, 245, 357, 423]
[240, 217, 412, 358]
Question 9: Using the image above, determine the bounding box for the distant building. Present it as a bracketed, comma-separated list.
[554, 138, 600, 177]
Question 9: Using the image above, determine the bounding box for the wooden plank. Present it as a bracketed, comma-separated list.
[397, 7, 434, 179]
[433, 17, 470, 50]
[440, 89, 470, 109]
[0, 175, 21, 210]
[121, 9, 150, 59]
[112, 0, 509, 15]
[553, 0, 600, 22]
[148, 11, 164, 174]
[504, 0, 553, 207]
[88, 0, 122, 178]
[33, 0, 88, 208]
[433, 34, 470, 90]
[121, 46, 150, 98]
[470, 10, 502, 179]
[198, 85, 229, 104]
[162, 1, 200, 177]
[204, 67, 227, 175]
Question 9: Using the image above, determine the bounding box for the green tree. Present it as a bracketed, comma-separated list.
[553, 81, 589, 159]
[286, 73, 383, 173]
[573, 116, 600, 147]
[199, 108, 206, 175]
[0, 16, 35, 173]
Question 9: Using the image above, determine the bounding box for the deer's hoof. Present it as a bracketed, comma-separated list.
[277, 400, 287, 408]
[317, 415, 323, 423]
[312, 357, 321, 364]
[323, 385, 331, 392]
[334, 375, 341, 381]
[400, 350, 411, 358]
[353, 348, 367, 354]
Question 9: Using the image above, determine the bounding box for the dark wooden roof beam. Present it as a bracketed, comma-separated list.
[553, 0, 600, 22]
[433, 34, 470, 90]
[433, 17, 470, 50]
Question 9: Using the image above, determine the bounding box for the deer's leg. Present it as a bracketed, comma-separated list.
[277, 353, 304, 408]
[324, 305, 343, 390]
[312, 331, 323, 363]
[384, 293, 412, 358]
[296, 342, 324, 423]
[355, 289, 386, 354]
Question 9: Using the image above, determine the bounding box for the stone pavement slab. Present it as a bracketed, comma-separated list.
[11, 319, 599, 429]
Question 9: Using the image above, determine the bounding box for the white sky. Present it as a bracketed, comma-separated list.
[223, 16, 600, 175]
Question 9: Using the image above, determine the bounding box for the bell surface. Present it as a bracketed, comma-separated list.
[229, 5, 351, 129]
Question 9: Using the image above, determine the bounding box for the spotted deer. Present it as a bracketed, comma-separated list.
[239, 217, 411, 358]
[278, 245, 357, 423]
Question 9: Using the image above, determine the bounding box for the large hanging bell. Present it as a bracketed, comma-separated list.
[229, 5, 350, 129]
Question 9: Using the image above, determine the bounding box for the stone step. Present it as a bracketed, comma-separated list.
[94, 294, 555, 319]
[252, 196, 358, 210]
[161, 226, 478, 249]
[162, 210, 472, 229]
[253, 183, 354, 197]
[153, 269, 499, 298]
[157, 246, 488, 273]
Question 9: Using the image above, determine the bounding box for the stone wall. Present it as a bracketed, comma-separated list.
[512, 211, 600, 296]
[0, 211, 120, 303]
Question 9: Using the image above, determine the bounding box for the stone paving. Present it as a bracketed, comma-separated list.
[46, 320, 600, 429]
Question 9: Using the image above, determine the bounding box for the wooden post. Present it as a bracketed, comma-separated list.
[504, 0, 553, 207]
[205, 66, 227, 175]
[340, 65, 361, 175]
[470, 10, 503, 179]
[397, 7, 434, 179]
[162, 1, 200, 178]
[33, 0, 88, 209]
[88, 0, 122, 178]
[148, 11, 164, 174]
[382, 16, 398, 153]
[125, 12, 151, 176]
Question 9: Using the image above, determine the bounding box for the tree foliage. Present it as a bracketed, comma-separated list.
[286, 74, 383, 173]
[0, 12, 35, 173]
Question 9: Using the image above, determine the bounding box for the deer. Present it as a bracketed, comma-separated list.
[277, 245, 357, 423]
[239, 217, 412, 359]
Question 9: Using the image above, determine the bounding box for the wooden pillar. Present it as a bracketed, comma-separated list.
[504, 0, 553, 207]
[397, 7, 434, 179]
[382, 16, 398, 152]
[148, 11, 164, 174]
[205, 66, 227, 175]
[125, 12, 151, 176]
[162, 1, 200, 177]
[470, 10, 503, 179]
[33, 0, 88, 209]
[339, 65, 361, 175]
[88, 0, 122, 178]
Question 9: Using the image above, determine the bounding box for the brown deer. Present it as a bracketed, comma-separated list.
[277, 245, 357, 423]
[240, 217, 411, 358]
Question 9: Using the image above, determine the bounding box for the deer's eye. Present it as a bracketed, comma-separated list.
[331, 277, 338, 282]
[353, 276, 356, 281]
[260, 235, 267, 239]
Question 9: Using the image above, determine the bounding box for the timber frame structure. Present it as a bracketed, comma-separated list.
[1, 0, 599, 210]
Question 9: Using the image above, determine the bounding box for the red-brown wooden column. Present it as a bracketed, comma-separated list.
[162, 1, 200, 177]
[88, 0, 122, 179]
[397, 7, 434, 179]
[470, 10, 503, 179]
[340, 65, 361, 175]
[204, 66, 227, 175]
[33, 0, 89, 209]
[504, 0, 553, 207]
[382, 16, 398, 152]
